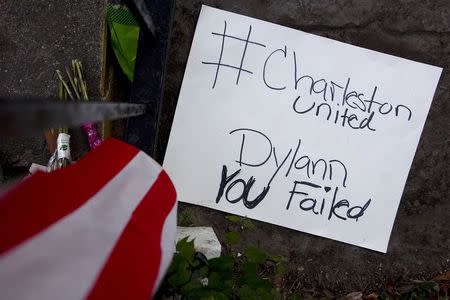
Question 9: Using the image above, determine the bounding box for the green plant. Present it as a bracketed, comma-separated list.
[225, 231, 241, 245]
[224, 215, 255, 249]
[226, 215, 255, 231]
[401, 281, 441, 300]
[157, 238, 287, 300]
[380, 280, 444, 300]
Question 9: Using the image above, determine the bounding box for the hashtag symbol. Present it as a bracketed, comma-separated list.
[202, 21, 266, 89]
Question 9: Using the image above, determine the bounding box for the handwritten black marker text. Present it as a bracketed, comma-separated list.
[203, 21, 413, 132]
[215, 128, 372, 222]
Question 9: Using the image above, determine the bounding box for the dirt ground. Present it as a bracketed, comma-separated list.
[158, 0, 450, 296]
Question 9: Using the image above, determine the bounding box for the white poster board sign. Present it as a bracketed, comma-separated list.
[164, 5, 442, 252]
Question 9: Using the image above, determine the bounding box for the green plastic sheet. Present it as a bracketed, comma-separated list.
[106, 4, 140, 82]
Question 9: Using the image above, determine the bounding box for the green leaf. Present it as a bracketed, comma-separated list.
[186, 289, 229, 300]
[241, 262, 272, 290]
[167, 259, 191, 287]
[224, 278, 236, 291]
[208, 256, 234, 273]
[239, 286, 258, 300]
[289, 293, 303, 300]
[275, 263, 285, 275]
[270, 288, 282, 300]
[269, 255, 284, 263]
[177, 236, 195, 260]
[240, 285, 277, 300]
[198, 266, 209, 278]
[242, 218, 255, 230]
[244, 246, 267, 264]
[226, 215, 241, 223]
[241, 271, 265, 289]
[180, 280, 203, 295]
[242, 261, 258, 275]
[167, 255, 186, 275]
[205, 271, 234, 298]
[207, 272, 223, 290]
[225, 231, 241, 245]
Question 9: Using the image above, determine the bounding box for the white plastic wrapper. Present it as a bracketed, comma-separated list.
[47, 133, 72, 171]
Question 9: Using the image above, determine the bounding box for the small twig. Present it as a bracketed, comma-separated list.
[56, 70, 74, 100]
[58, 80, 68, 134]
[65, 68, 81, 99]
[75, 60, 89, 100]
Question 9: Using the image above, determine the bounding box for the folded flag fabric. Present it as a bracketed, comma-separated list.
[0, 138, 177, 300]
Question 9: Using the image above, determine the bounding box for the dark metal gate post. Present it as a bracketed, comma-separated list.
[125, 0, 175, 160]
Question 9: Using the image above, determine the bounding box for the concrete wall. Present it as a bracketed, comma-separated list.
[159, 0, 450, 294]
[0, 0, 104, 171]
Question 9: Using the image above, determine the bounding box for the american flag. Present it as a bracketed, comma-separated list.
[0, 138, 177, 299]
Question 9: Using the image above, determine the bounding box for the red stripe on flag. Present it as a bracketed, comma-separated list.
[87, 170, 176, 300]
[0, 138, 139, 255]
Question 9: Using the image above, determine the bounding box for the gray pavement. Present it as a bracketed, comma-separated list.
[0, 0, 104, 170]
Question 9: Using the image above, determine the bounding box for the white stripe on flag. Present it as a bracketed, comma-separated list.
[0, 152, 161, 300]
[152, 200, 177, 295]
